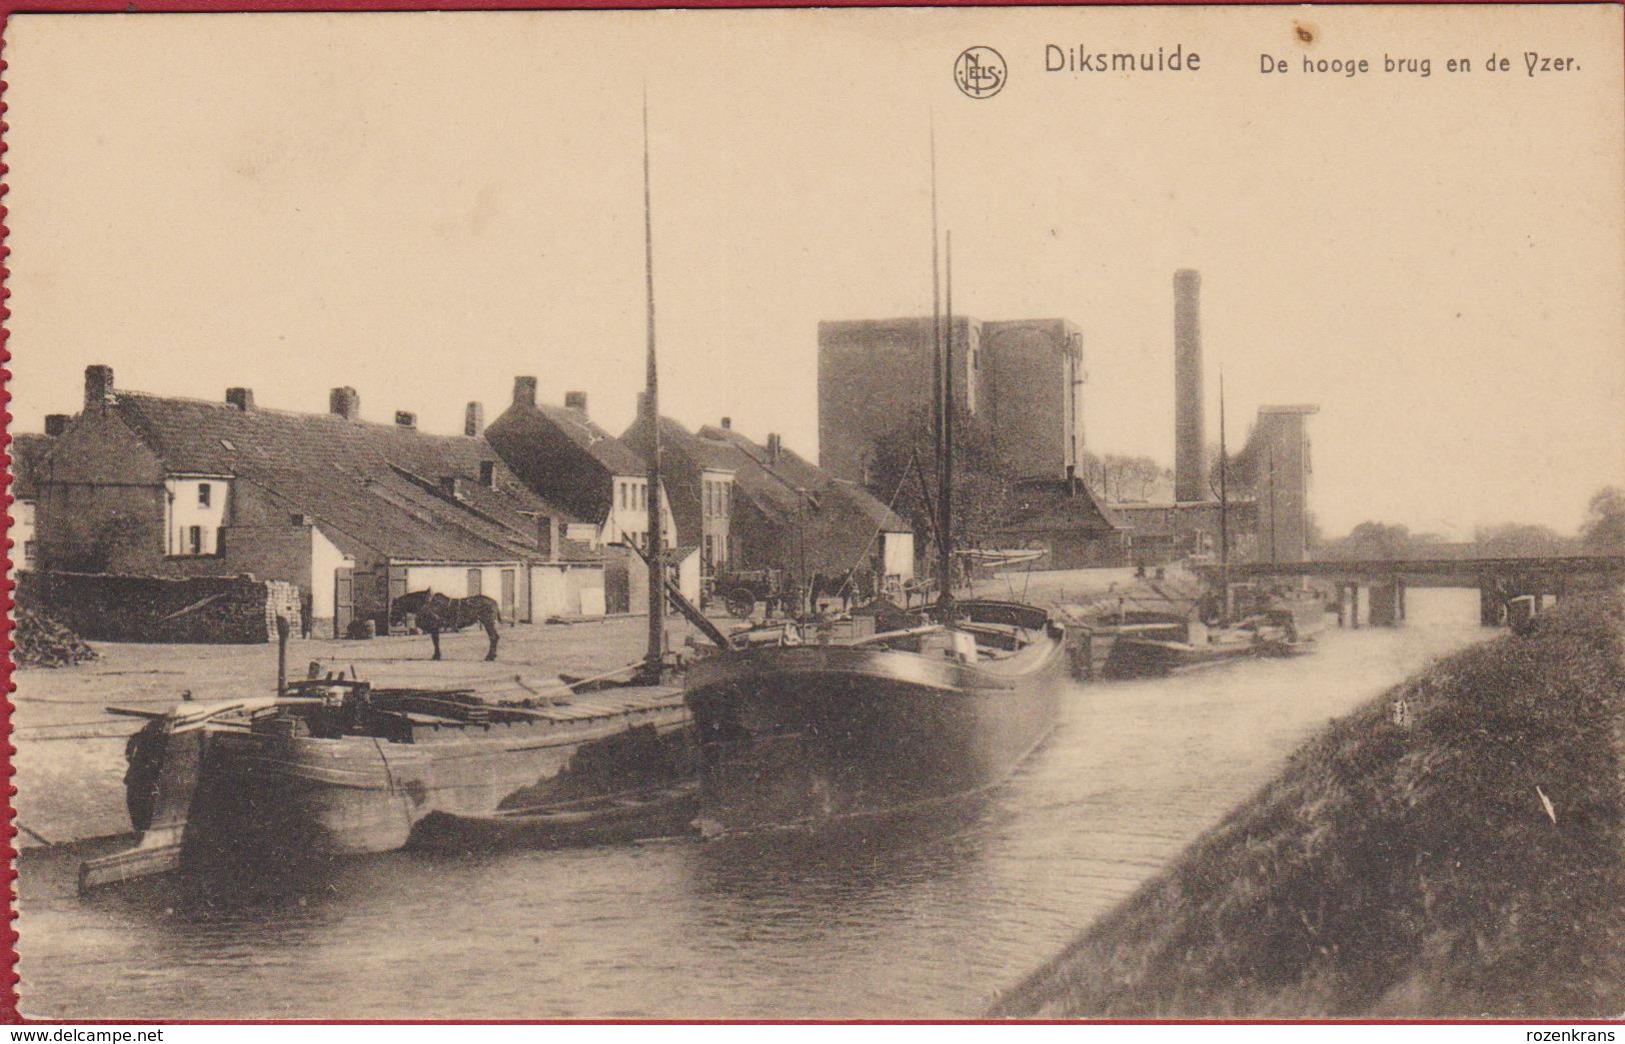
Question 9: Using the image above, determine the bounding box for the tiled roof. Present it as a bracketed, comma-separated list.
[692, 425, 912, 533]
[115, 392, 502, 480]
[103, 390, 564, 564]
[7, 433, 54, 501]
[531, 402, 647, 477]
[244, 468, 533, 563]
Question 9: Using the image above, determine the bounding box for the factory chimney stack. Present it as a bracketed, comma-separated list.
[1174, 269, 1207, 503]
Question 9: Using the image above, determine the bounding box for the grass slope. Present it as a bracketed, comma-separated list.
[994, 591, 1625, 1019]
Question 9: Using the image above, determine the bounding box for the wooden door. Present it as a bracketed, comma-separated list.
[334, 567, 354, 640]
[500, 569, 516, 626]
[388, 572, 408, 634]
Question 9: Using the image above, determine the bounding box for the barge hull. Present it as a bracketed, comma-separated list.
[187, 710, 694, 858]
[686, 638, 1068, 836]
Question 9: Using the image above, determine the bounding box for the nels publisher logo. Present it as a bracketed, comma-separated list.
[954, 46, 1007, 99]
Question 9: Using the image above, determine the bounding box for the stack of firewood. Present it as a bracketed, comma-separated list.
[13, 606, 99, 669]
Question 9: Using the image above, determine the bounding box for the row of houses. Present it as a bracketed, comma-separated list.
[9, 366, 913, 638]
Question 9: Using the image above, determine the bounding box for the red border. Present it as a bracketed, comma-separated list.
[2, 0, 1621, 1028]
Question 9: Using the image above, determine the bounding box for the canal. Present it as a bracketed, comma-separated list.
[16, 588, 1489, 1020]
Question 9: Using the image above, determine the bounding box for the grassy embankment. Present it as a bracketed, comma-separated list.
[994, 590, 1625, 1019]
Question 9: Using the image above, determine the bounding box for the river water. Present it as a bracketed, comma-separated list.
[17, 588, 1488, 1020]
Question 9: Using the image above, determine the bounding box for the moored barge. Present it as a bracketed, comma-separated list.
[685, 600, 1074, 837]
[80, 674, 691, 892]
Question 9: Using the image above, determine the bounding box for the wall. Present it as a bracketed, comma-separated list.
[399, 562, 525, 623]
[163, 476, 230, 556]
[18, 571, 300, 643]
[12, 499, 37, 571]
[881, 531, 914, 582]
[699, 469, 735, 576]
[38, 481, 168, 573]
[982, 319, 1083, 480]
[532, 564, 568, 616]
[625, 546, 701, 616]
[577, 571, 607, 616]
[604, 475, 677, 552]
[309, 525, 354, 637]
[817, 316, 982, 483]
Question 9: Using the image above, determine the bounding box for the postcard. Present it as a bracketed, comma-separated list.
[5, 3, 1622, 1022]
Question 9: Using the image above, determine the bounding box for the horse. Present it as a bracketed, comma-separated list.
[389, 590, 502, 661]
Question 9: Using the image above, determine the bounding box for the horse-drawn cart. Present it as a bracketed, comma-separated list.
[708, 568, 801, 619]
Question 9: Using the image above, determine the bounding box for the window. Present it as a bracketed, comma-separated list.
[187, 526, 203, 555]
[467, 569, 483, 597]
[198, 483, 211, 508]
[620, 482, 628, 510]
[23, 541, 36, 568]
[479, 461, 496, 487]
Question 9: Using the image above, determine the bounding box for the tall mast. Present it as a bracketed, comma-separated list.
[928, 120, 944, 603]
[642, 93, 666, 674]
[1218, 367, 1230, 621]
[939, 230, 954, 609]
[1218, 368, 1229, 570]
[1268, 443, 1278, 566]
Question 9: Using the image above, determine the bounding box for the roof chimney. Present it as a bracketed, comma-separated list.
[767, 433, 783, 464]
[565, 391, 588, 414]
[394, 411, 417, 429]
[464, 401, 485, 437]
[44, 415, 69, 437]
[721, 417, 731, 430]
[226, 387, 255, 411]
[513, 376, 538, 407]
[84, 365, 115, 408]
[1173, 269, 1207, 503]
[330, 387, 361, 421]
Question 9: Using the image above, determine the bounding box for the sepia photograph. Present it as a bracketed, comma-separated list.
[3, 3, 1623, 1023]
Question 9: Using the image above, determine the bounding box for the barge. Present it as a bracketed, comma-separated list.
[80, 671, 692, 893]
[685, 600, 1073, 837]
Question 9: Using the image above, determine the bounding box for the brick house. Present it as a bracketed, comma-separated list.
[7, 426, 63, 573]
[32, 365, 603, 636]
[485, 377, 700, 610]
[623, 414, 915, 594]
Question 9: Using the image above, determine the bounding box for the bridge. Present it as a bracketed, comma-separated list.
[1189, 554, 1625, 627]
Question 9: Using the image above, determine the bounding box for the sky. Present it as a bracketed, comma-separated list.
[5, 6, 1622, 538]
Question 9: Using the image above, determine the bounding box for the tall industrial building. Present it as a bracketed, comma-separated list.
[1253, 405, 1319, 564]
[817, 316, 1085, 484]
